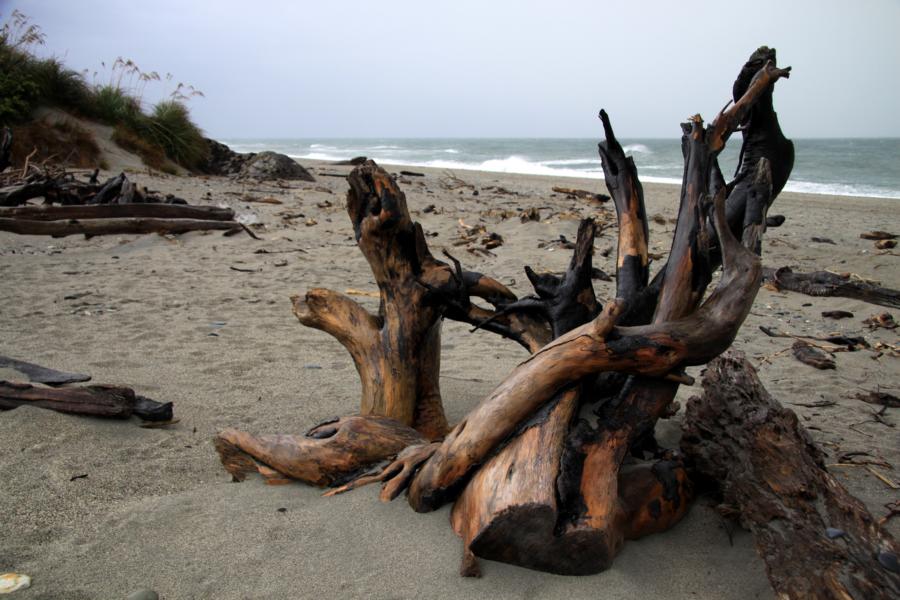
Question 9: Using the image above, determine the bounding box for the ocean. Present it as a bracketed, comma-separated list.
[220, 138, 900, 200]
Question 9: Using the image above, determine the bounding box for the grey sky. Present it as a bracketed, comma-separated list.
[7, 0, 900, 138]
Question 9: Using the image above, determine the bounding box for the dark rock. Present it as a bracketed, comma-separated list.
[199, 138, 252, 176]
[333, 156, 368, 166]
[238, 152, 315, 182]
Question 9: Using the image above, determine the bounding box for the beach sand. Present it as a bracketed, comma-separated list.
[1, 159, 897, 599]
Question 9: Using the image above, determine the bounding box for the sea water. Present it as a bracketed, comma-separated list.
[220, 138, 900, 200]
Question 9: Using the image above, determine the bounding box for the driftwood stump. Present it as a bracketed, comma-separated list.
[214, 48, 819, 588]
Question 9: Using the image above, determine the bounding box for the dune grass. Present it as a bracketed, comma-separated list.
[0, 10, 207, 170]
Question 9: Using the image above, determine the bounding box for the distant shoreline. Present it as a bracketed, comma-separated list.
[296, 158, 895, 204]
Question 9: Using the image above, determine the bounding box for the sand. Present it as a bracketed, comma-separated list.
[1, 159, 897, 599]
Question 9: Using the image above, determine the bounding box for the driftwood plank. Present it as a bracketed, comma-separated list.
[0, 355, 91, 386]
[0, 217, 242, 237]
[0, 381, 173, 421]
[0, 204, 235, 222]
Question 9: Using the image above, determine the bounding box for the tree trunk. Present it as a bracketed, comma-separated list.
[291, 162, 519, 440]
[681, 352, 900, 599]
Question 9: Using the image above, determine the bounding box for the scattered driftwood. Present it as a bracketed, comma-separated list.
[791, 340, 836, 369]
[763, 267, 900, 309]
[0, 355, 90, 386]
[216, 48, 800, 582]
[551, 186, 610, 203]
[682, 353, 900, 599]
[400, 170, 425, 177]
[0, 381, 173, 421]
[0, 169, 253, 238]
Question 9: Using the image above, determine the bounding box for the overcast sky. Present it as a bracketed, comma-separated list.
[6, 0, 899, 139]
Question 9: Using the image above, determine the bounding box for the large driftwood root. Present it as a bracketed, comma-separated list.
[682, 352, 900, 599]
[215, 415, 425, 487]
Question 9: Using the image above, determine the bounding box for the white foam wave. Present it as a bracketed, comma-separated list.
[443, 148, 459, 154]
[622, 143, 652, 155]
[783, 180, 900, 199]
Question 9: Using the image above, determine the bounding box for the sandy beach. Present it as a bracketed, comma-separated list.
[1, 159, 898, 599]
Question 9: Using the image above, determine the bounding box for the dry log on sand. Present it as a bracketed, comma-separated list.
[0, 217, 243, 237]
[763, 266, 900, 309]
[682, 352, 900, 599]
[0, 203, 234, 222]
[0, 381, 173, 421]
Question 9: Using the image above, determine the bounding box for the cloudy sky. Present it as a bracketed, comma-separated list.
[6, 0, 899, 139]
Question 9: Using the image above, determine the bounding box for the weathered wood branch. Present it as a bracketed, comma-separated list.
[681, 352, 900, 599]
[215, 415, 425, 487]
[0, 355, 90, 386]
[598, 109, 649, 304]
[0, 381, 172, 421]
[763, 266, 900, 309]
[0, 217, 243, 237]
[0, 203, 234, 222]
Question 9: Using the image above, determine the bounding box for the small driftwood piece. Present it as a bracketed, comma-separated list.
[791, 340, 836, 370]
[0, 204, 234, 222]
[0, 381, 173, 421]
[682, 352, 900, 599]
[551, 186, 610, 203]
[0, 355, 90, 386]
[0, 217, 242, 237]
[763, 267, 900, 309]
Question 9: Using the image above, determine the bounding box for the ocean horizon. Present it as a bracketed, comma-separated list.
[220, 137, 900, 200]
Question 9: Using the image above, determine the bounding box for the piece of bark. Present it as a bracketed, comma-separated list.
[0, 217, 242, 238]
[863, 313, 897, 330]
[791, 340, 836, 369]
[854, 391, 900, 408]
[860, 231, 897, 241]
[0, 381, 137, 418]
[0, 204, 235, 222]
[0, 355, 90, 386]
[822, 310, 854, 319]
[215, 415, 425, 486]
[763, 267, 900, 310]
[681, 352, 900, 599]
[551, 186, 610, 203]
